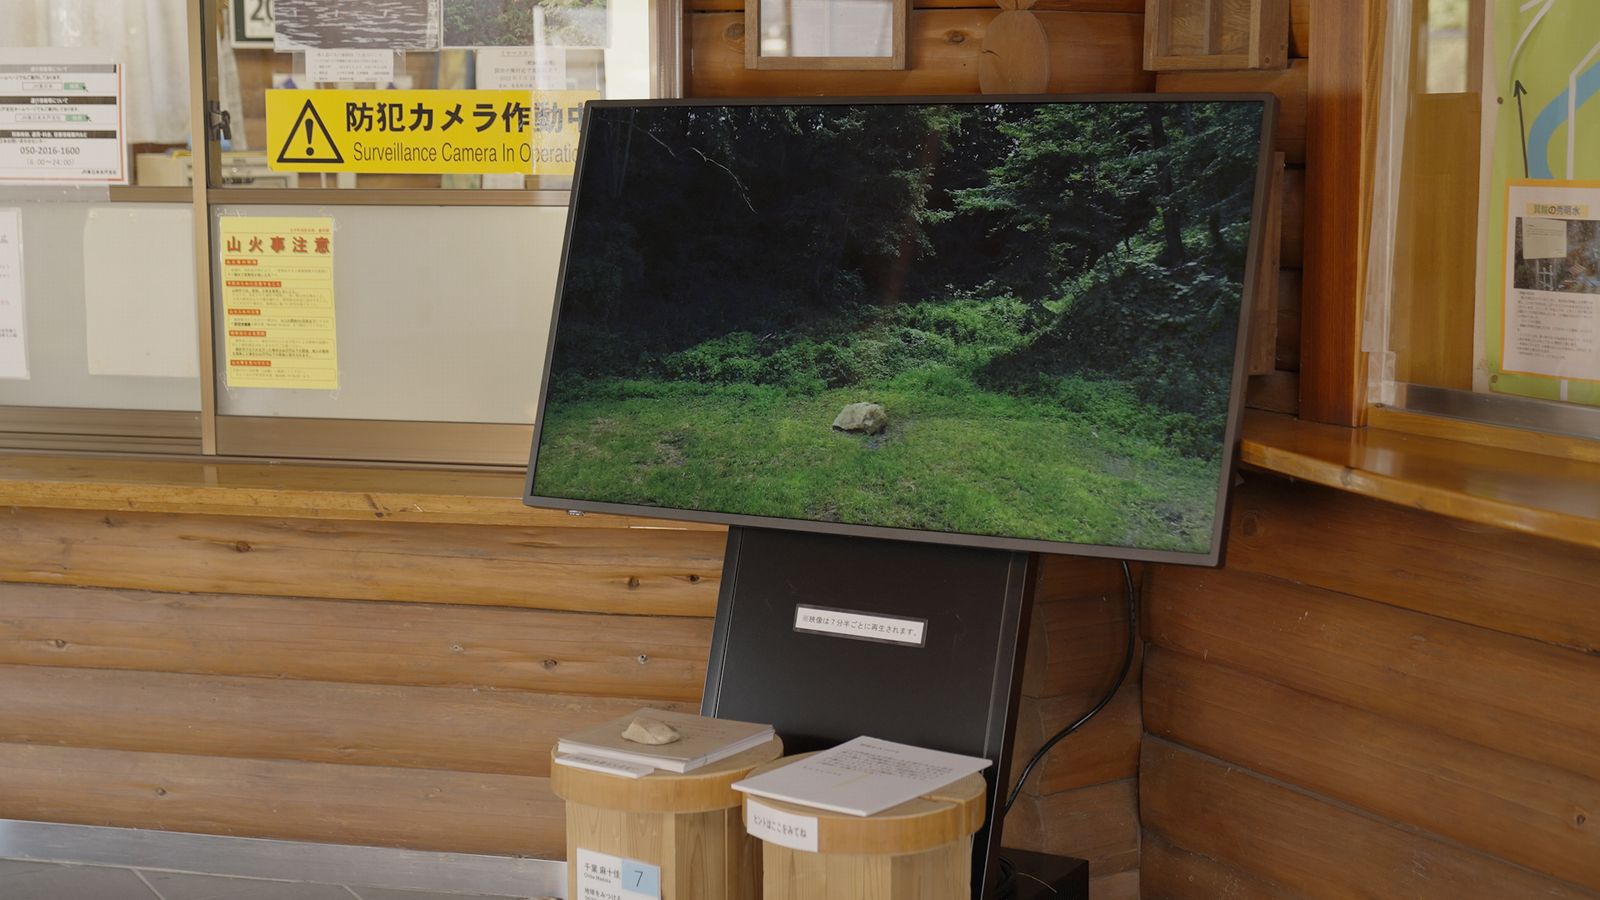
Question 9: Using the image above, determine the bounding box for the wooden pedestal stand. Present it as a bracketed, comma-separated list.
[742, 755, 989, 900]
[550, 737, 783, 900]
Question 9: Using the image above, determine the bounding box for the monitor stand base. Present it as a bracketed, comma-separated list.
[993, 849, 1090, 899]
[702, 525, 1037, 900]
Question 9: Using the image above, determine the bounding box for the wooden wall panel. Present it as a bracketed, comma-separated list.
[1299, 0, 1380, 424]
[1148, 565, 1600, 778]
[1009, 687, 1140, 797]
[1156, 60, 1309, 165]
[1005, 779, 1140, 877]
[1142, 831, 1304, 900]
[1290, 0, 1309, 58]
[1277, 269, 1302, 369]
[688, 10, 1153, 97]
[1090, 870, 1140, 900]
[0, 506, 724, 617]
[1144, 648, 1600, 890]
[1004, 555, 1141, 898]
[0, 665, 691, 778]
[0, 583, 710, 700]
[1141, 739, 1598, 900]
[0, 743, 567, 858]
[1225, 477, 1600, 651]
[1281, 166, 1304, 266]
[1142, 475, 1600, 898]
[688, 0, 1145, 10]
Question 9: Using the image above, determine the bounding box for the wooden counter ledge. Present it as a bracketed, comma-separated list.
[5, 409, 1599, 550]
[0, 454, 721, 531]
[1240, 409, 1600, 551]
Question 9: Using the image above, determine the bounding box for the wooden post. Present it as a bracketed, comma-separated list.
[551, 738, 783, 900]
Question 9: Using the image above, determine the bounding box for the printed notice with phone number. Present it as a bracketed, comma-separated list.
[0, 49, 125, 184]
[219, 216, 339, 390]
[576, 848, 661, 900]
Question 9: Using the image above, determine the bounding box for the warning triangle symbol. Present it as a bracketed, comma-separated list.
[277, 99, 345, 165]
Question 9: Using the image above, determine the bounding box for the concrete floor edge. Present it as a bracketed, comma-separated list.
[0, 820, 567, 898]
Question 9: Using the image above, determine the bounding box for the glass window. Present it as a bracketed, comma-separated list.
[208, 0, 654, 191]
[0, 0, 199, 420]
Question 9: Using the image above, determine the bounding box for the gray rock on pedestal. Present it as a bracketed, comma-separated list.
[832, 403, 889, 436]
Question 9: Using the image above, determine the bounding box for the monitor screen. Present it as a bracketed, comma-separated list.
[525, 97, 1274, 564]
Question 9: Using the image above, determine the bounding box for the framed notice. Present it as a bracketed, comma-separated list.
[232, 0, 277, 47]
[0, 49, 126, 185]
[745, 0, 908, 70]
[1498, 181, 1600, 388]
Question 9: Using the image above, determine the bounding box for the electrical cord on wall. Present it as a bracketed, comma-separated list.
[1001, 560, 1138, 819]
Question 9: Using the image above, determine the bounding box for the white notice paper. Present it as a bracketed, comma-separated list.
[0, 208, 27, 380]
[575, 847, 661, 900]
[305, 49, 396, 84]
[0, 49, 126, 184]
[84, 207, 200, 378]
[476, 46, 566, 90]
[732, 736, 991, 818]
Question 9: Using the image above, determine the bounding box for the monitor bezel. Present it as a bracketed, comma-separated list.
[523, 93, 1279, 568]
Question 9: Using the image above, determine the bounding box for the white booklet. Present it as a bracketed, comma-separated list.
[556, 708, 774, 774]
[732, 736, 991, 817]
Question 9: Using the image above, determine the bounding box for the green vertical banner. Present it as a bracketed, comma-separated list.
[1484, 1, 1600, 403]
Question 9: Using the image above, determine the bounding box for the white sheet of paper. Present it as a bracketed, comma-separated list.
[305, 48, 395, 84]
[83, 207, 200, 378]
[1521, 218, 1568, 260]
[0, 208, 26, 379]
[476, 46, 566, 90]
[0, 48, 126, 184]
[732, 736, 991, 817]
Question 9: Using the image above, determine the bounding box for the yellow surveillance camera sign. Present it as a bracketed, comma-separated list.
[265, 89, 595, 175]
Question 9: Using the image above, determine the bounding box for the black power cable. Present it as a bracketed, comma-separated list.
[1002, 560, 1138, 819]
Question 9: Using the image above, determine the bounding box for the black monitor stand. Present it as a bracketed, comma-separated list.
[701, 526, 1037, 899]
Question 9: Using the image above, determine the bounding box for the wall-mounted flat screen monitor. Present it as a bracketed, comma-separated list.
[525, 96, 1275, 565]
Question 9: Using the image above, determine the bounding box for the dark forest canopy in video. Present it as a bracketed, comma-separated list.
[531, 101, 1265, 554]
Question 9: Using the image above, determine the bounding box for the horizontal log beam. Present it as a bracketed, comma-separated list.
[0, 583, 710, 699]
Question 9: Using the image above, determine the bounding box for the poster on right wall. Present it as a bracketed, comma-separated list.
[1482, 0, 1600, 405]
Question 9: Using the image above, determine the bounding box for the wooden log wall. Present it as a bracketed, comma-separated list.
[0, 506, 723, 857]
[0, 495, 1140, 899]
[1141, 474, 1600, 898]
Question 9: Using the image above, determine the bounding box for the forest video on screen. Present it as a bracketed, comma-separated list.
[533, 102, 1262, 553]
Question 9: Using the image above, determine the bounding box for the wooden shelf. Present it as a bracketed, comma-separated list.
[1240, 409, 1600, 551]
[6, 410, 1599, 551]
[0, 454, 720, 531]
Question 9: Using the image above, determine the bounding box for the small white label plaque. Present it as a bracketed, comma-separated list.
[746, 798, 819, 853]
[793, 604, 927, 647]
[576, 847, 661, 899]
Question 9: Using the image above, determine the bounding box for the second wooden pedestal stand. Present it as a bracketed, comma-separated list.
[550, 737, 783, 900]
[742, 754, 989, 900]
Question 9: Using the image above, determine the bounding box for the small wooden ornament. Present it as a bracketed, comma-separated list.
[978, 10, 1051, 94]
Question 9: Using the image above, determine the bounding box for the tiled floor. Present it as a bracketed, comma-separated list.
[0, 859, 543, 900]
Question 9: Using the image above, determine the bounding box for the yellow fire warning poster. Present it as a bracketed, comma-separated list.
[219, 216, 339, 390]
[265, 89, 597, 176]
